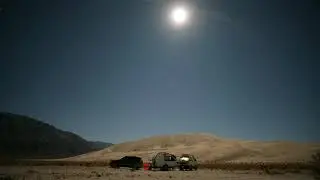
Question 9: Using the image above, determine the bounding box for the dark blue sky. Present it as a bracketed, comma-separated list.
[1, 0, 319, 143]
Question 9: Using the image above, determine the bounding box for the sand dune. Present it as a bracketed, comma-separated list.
[65, 133, 320, 163]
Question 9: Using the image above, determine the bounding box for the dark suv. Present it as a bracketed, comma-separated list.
[109, 156, 143, 170]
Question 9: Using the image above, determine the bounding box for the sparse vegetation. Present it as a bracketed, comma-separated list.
[0, 164, 314, 180]
[199, 161, 311, 174]
[0, 159, 313, 174]
[311, 151, 320, 180]
[0, 175, 14, 180]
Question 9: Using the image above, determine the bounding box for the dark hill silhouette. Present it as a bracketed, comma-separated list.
[90, 141, 113, 151]
[0, 112, 112, 159]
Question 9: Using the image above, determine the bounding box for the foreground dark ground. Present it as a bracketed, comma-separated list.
[0, 165, 314, 180]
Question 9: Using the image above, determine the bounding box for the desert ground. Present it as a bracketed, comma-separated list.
[0, 166, 314, 180]
[1, 133, 319, 180]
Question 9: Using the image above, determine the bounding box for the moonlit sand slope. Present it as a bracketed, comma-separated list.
[65, 133, 320, 163]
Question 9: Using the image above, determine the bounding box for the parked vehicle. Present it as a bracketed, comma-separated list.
[150, 152, 179, 171]
[109, 156, 143, 170]
[178, 154, 198, 170]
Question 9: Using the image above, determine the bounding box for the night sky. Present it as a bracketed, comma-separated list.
[1, 0, 319, 143]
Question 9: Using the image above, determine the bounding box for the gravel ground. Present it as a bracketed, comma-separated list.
[0, 166, 314, 180]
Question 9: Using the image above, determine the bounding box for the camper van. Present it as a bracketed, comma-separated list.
[150, 152, 179, 171]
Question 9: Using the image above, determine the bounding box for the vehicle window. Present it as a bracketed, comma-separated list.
[131, 157, 140, 161]
[120, 156, 129, 161]
[171, 155, 176, 161]
[125, 156, 141, 162]
[164, 155, 176, 161]
[164, 155, 171, 161]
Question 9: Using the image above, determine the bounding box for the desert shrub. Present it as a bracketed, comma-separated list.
[198, 161, 309, 174]
[0, 175, 14, 180]
[26, 169, 39, 174]
[311, 151, 320, 180]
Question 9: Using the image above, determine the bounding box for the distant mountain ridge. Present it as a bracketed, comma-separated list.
[0, 112, 112, 159]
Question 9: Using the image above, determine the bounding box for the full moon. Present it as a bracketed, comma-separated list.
[171, 7, 188, 25]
